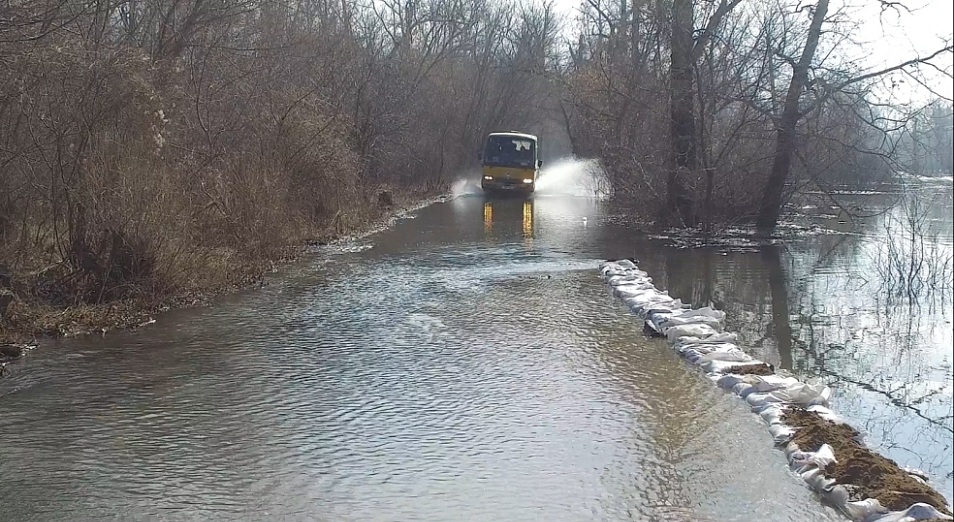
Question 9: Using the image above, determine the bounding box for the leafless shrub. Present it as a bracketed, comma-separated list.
[873, 194, 954, 301]
[0, 0, 565, 333]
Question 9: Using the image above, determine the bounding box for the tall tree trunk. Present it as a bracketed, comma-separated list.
[667, 0, 696, 226]
[756, 0, 829, 231]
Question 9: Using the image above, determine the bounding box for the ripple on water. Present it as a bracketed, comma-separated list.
[0, 203, 846, 522]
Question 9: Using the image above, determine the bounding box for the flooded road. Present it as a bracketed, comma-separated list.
[1, 169, 950, 521]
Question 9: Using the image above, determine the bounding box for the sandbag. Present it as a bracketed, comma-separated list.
[596, 260, 952, 522]
[614, 283, 656, 298]
[665, 323, 719, 343]
[683, 347, 746, 365]
[748, 375, 802, 393]
[717, 373, 746, 390]
[692, 350, 752, 367]
[773, 383, 832, 407]
[676, 332, 738, 344]
[658, 314, 724, 331]
[679, 342, 740, 356]
[866, 503, 954, 522]
[806, 405, 844, 424]
[624, 291, 672, 307]
[677, 306, 727, 323]
[608, 274, 649, 286]
[800, 467, 839, 494]
[789, 443, 837, 474]
[759, 404, 788, 426]
[746, 382, 831, 408]
[632, 297, 687, 316]
[769, 423, 795, 445]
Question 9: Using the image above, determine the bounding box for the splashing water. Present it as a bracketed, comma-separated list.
[535, 158, 610, 198]
[449, 157, 610, 200]
[451, 177, 484, 198]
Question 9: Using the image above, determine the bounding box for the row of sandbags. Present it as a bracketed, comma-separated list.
[598, 259, 953, 522]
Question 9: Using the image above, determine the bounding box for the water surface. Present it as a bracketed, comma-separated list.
[2, 173, 951, 520]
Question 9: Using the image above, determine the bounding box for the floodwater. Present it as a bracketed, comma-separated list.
[1, 162, 951, 521]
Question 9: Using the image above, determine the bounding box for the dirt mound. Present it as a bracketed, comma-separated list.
[782, 407, 952, 515]
[723, 362, 775, 375]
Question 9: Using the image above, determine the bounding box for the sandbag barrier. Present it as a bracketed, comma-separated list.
[599, 259, 953, 522]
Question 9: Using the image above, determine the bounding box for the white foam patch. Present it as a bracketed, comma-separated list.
[535, 157, 610, 198]
[597, 259, 954, 522]
[450, 177, 483, 198]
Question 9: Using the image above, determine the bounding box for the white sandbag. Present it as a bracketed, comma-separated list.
[624, 290, 671, 307]
[683, 342, 740, 357]
[736, 382, 760, 399]
[769, 423, 795, 444]
[782, 441, 800, 459]
[806, 405, 844, 424]
[681, 344, 744, 362]
[675, 338, 737, 351]
[608, 274, 649, 286]
[790, 444, 837, 474]
[746, 391, 786, 409]
[625, 299, 675, 315]
[867, 503, 954, 522]
[800, 467, 839, 494]
[614, 283, 656, 297]
[812, 443, 838, 468]
[617, 288, 658, 302]
[610, 273, 650, 285]
[747, 382, 831, 408]
[730, 381, 751, 396]
[749, 375, 802, 393]
[717, 373, 746, 389]
[702, 331, 738, 343]
[628, 300, 676, 316]
[665, 323, 719, 343]
[823, 484, 851, 510]
[695, 350, 752, 366]
[658, 314, 724, 331]
[633, 297, 686, 316]
[842, 499, 888, 521]
[677, 306, 727, 323]
[646, 311, 676, 330]
[772, 383, 832, 407]
[683, 348, 741, 365]
[599, 264, 626, 277]
[759, 404, 788, 426]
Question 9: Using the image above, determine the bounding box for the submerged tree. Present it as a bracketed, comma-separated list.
[755, 0, 830, 231]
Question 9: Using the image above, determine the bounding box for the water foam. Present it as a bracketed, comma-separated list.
[535, 157, 610, 198]
[450, 178, 484, 198]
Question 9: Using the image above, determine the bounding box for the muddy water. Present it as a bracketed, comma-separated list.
[0, 173, 950, 521]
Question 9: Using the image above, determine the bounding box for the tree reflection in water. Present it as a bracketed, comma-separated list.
[646, 186, 952, 500]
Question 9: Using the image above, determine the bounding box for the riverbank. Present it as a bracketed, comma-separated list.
[0, 189, 445, 350]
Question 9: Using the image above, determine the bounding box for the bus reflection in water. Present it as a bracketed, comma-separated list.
[482, 200, 534, 242]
